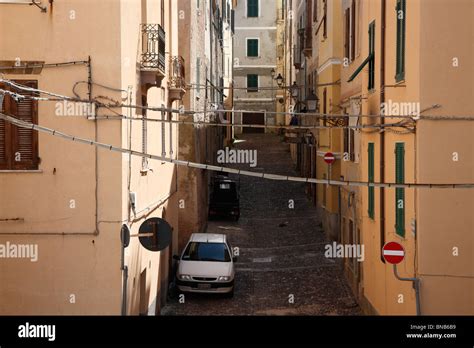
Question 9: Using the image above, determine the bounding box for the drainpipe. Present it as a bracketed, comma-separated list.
[393, 264, 421, 315]
[380, 0, 386, 262]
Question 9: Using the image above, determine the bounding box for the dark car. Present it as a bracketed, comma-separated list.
[209, 176, 240, 220]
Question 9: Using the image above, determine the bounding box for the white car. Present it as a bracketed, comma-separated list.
[175, 233, 236, 297]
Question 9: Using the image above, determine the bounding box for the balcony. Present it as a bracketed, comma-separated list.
[140, 24, 166, 88]
[168, 55, 186, 101]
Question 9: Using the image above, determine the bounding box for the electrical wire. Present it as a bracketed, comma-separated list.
[2, 79, 474, 120]
[0, 112, 472, 190]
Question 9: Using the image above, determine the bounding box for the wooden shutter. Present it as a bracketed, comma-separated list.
[12, 81, 38, 170]
[350, 0, 356, 61]
[395, 143, 405, 236]
[247, 39, 258, 57]
[247, 74, 258, 92]
[248, 0, 258, 17]
[368, 21, 375, 90]
[313, 0, 318, 22]
[344, 9, 350, 60]
[368, 142, 374, 219]
[395, 0, 406, 81]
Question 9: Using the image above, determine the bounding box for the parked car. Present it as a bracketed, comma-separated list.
[208, 176, 240, 220]
[175, 233, 236, 297]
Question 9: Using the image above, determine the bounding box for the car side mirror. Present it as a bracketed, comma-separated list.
[173, 255, 180, 261]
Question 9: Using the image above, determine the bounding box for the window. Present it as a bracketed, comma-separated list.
[368, 142, 374, 219]
[247, 0, 258, 17]
[395, 0, 406, 82]
[368, 20, 375, 90]
[344, 126, 355, 162]
[231, 9, 235, 34]
[350, 0, 356, 61]
[247, 74, 258, 92]
[313, 0, 318, 22]
[161, 0, 165, 26]
[395, 143, 405, 237]
[0, 80, 39, 170]
[247, 38, 259, 57]
[323, 0, 327, 38]
[344, 8, 350, 61]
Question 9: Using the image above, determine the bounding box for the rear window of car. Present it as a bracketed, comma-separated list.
[182, 242, 231, 262]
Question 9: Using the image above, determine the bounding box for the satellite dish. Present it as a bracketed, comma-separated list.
[138, 218, 172, 252]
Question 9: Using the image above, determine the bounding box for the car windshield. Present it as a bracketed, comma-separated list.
[182, 242, 231, 262]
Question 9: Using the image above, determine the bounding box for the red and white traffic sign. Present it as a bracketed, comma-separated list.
[382, 242, 405, 264]
[323, 152, 335, 165]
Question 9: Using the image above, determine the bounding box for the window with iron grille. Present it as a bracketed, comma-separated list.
[0, 80, 39, 170]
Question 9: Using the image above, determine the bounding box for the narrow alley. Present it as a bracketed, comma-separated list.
[163, 133, 360, 315]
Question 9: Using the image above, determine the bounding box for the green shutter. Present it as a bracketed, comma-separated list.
[368, 21, 375, 90]
[368, 143, 375, 219]
[248, 0, 258, 17]
[395, 0, 406, 82]
[247, 74, 258, 91]
[247, 39, 259, 57]
[395, 143, 405, 236]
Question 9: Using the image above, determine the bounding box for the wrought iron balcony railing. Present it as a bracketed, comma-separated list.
[141, 24, 166, 73]
[168, 56, 186, 90]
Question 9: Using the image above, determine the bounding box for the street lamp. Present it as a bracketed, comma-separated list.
[270, 68, 276, 78]
[275, 73, 284, 88]
[306, 90, 319, 112]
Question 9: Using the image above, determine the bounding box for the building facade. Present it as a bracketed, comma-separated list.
[0, 0, 183, 315]
[177, 0, 234, 252]
[284, 0, 474, 315]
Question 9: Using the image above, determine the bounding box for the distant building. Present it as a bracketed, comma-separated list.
[233, 0, 278, 134]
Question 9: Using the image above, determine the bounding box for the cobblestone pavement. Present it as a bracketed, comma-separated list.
[162, 133, 361, 316]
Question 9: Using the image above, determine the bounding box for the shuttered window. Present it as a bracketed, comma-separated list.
[368, 142, 374, 219]
[247, 0, 258, 17]
[247, 74, 258, 92]
[368, 21, 375, 90]
[350, 0, 356, 61]
[0, 80, 39, 170]
[395, 143, 405, 236]
[247, 39, 259, 57]
[395, 0, 406, 82]
[344, 9, 350, 61]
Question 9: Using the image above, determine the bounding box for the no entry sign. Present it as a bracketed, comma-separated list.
[382, 242, 405, 264]
[324, 152, 335, 165]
